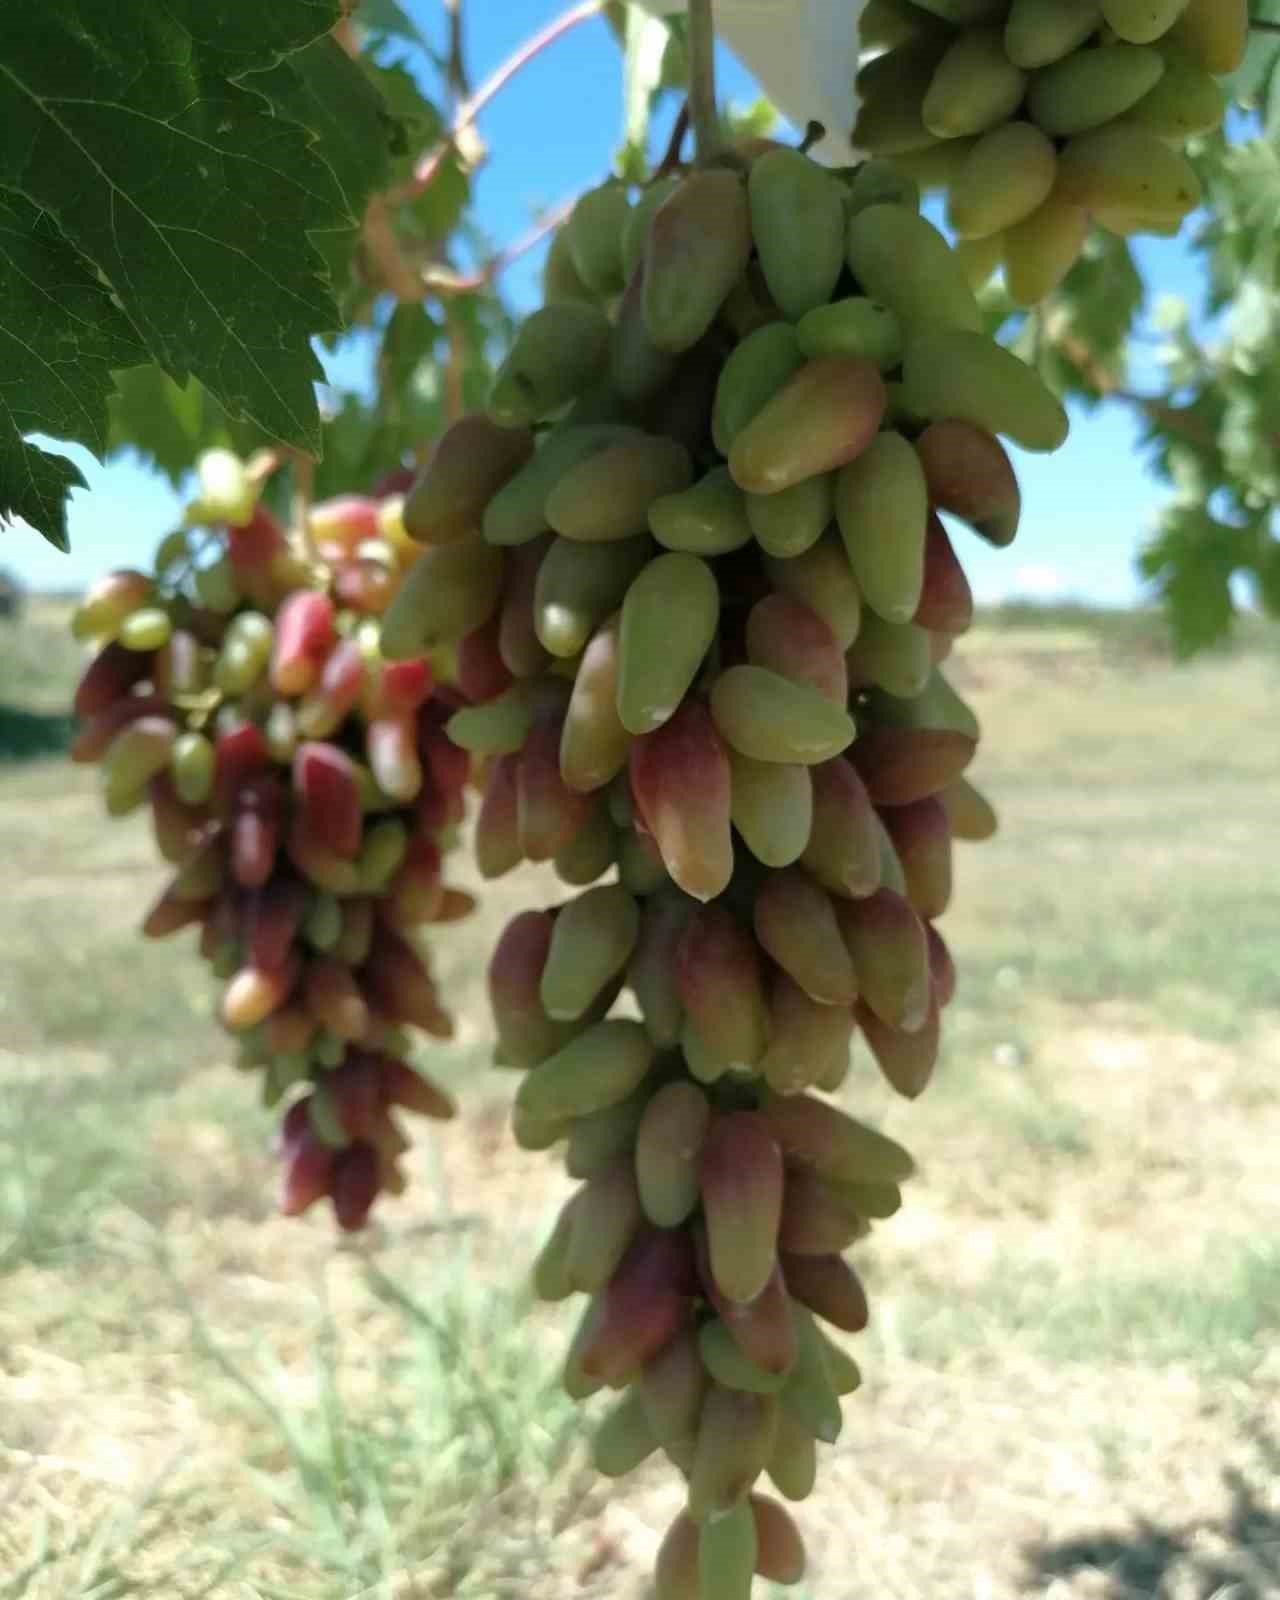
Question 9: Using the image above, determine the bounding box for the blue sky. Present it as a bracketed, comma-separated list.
[8, 0, 1218, 605]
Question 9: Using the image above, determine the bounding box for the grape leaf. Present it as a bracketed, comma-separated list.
[364, 59, 444, 185]
[106, 366, 270, 484]
[378, 302, 443, 401]
[1138, 503, 1242, 660]
[0, 0, 352, 480]
[1047, 232, 1143, 404]
[0, 191, 148, 549]
[358, 0, 433, 52]
[0, 436, 83, 555]
[247, 34, 397, 294]
[314, 391, 426, 500]
[311, 303, 444, 499]
[1255, 537, 1280, 618]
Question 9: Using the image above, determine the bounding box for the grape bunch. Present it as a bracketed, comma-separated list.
[68, 451, 475, 1231]
[857, 0, 1246, 302]
[381, 141, 1036, 1597]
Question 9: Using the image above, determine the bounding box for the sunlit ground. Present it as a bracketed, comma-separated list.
[1, 599, 1277, 1600]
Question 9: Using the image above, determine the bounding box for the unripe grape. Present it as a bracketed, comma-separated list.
[487, 303, 612, 427]
[687, 1385, 778, 1521]
[748, 148, 846, 321]
[515, 1019, 654, 1124]
[72, 569, 154, 642]
[196, 448, 257, 527]
[559, 616, 631, 792]
[566, 1159, 644, 1293]
[635, 1080, 711, 1228]
[117, 607, 173, 652]
[592, 1387, 658, 1479]
[698, 1500, 758, 1600]
[643, 169, 752, 353]
[712, 322, 804, 458]
[101, 716, 177, 812]
[765, 1407, 818, 1502]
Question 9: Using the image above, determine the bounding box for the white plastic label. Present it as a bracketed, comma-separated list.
[634, 0, 866, 165]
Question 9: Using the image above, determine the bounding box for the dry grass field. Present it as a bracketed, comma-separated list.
[1, 598, 1278, 1600]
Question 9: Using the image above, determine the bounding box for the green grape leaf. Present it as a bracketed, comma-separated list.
[1199, 138, 1280, 304]
[311, 307, 444, 499]
[105, 366, 271, 485]
[1049, 231, 1144, 404]
[358, 0, 433, 51]
[0, 438, 83, 555]
[1138, 503, 1242, 660]
[1137, 390, 1226, 491]
[0, 191, 148, 549]
[404, 151, 472, 245]
[1254, 538, 1280, 619]
[377, 302, 443, 404]
[447, 289, 515, 414]
[314, 392, 423, 500]
[247, 35, 398, 294]
[107, 369, 214, 484]
[0, 0, 352, 475]
[364, 59, 444, 187]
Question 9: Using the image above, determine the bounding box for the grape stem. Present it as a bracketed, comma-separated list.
[289, 451, 317, 562]
[396, 0, 606, 204]
[687, 0, 721, 166]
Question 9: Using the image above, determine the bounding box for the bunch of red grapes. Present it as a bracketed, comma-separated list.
[69, 451, 475, 1230]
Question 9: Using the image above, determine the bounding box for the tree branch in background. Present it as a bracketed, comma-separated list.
[687, 0, 721, 165]
[423, 196, 578, 297]
[397, 0, 607, 205]
[363, 194, 432, 302]
[1051, 325, 1222, 454]
[442, 0, 471, 110]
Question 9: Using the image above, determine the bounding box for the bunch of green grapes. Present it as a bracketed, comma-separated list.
[856, 0, 1247, 301]
[68, 451, 474, 1231]
[378, 138, 1038, 1597]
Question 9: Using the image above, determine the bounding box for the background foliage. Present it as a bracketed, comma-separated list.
[3, 0, 1280, 654]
